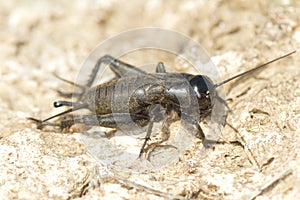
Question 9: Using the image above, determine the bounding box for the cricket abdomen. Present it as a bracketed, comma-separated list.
[84, 75, 159, 115]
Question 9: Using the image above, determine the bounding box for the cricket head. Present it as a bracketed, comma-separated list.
[190, 50, 296, 115]
[189, 75, 216, 111]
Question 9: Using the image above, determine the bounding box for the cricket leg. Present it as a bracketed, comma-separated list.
[181, 113, 205, 141]
[138, 103, 168, 158]
[29, 113, 150, 131]
[143, 113, 175, 160]
[52, 72, 87, 99]
[139, 120, 154, 158]
[86, 55, 147, 88]
[155, 62, 167, 73]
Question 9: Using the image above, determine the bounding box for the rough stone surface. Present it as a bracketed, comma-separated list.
[0, 0, 299, 199]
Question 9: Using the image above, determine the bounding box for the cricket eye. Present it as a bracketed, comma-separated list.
[190, 75, 211, 99]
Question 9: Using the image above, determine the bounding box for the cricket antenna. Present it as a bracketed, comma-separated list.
[214, 50, 296, 88]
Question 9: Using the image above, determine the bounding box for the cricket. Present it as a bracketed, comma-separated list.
[28, 50, 296, 158]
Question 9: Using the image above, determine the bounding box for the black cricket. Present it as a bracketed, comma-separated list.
[29, 51, 296, 158]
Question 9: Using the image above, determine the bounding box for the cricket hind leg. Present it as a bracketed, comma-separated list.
[52, 72, 87, 100]
[106, 55, 147, 77]
[56, 90, 83, 98]
[86, 55, 147, 88]
[57, 57, 164, 99]
[54, 55, 147, 100]
[28, 103, 89, 129]
[29, 112, 150, 131]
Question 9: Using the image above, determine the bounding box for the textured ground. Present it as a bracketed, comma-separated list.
[0, 0, 299, 199]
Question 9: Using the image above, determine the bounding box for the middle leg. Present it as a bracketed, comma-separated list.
[156, 62, 167, 73]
